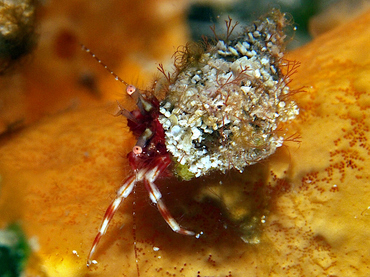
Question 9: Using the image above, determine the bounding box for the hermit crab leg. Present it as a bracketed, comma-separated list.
[87, 174, 136, 266]
[144, 179, 194, 235]
[143, 161, 195, 236]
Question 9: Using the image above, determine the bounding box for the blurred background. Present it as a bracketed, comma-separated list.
[1, 1, 370, 275]
[187, 0, 370, 49]
[0, 0, 369, 137]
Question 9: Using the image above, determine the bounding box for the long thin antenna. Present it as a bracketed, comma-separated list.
[81, 44, 129, 87]
[132, 184, 141, 277]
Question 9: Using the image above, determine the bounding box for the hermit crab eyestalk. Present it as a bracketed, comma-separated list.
[126, 84, 136, 95]
[133, 145, 142, 155]
[135, 128, 153, 150]
[125, 85, 154, 114]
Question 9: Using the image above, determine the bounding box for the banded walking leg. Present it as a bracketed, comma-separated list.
[144, 178, 194, 236]
[87, 174, 136, 266]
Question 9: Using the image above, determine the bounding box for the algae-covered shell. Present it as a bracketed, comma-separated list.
[158, 10, 299, 179]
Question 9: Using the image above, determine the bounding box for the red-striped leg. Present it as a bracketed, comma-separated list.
[87, 174, 136, 266]
[143, 168, 195, 236]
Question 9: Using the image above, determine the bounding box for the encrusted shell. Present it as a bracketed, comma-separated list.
[158, 10, 299, 179]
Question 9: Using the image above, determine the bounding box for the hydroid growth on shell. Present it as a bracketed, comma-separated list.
[157, 9, 299, 180]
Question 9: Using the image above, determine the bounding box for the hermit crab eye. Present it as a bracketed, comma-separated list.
[133, 145, 142, 155]
[126, 85, 136, 95]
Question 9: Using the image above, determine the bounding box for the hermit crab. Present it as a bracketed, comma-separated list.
[84, 9, 299, 267]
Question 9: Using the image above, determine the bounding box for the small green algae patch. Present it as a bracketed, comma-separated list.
[0, 223, 31, 277]
[172, 161, 196, 181]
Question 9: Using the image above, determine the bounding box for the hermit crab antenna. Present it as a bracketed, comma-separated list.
[81, 44, 129, 87]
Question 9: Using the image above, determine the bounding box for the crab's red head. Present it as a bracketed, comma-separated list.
[120, 85, 170, 173]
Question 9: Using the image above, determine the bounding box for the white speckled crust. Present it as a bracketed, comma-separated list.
[158, 10, 299, 179]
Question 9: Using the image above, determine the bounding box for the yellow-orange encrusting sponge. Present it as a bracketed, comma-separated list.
[0, 8, 370, 277]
